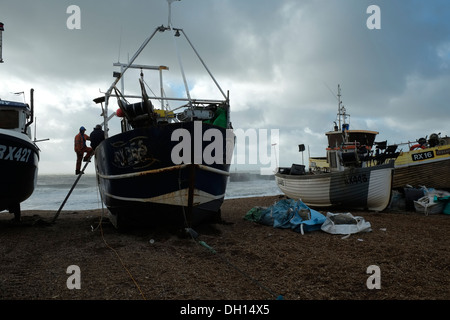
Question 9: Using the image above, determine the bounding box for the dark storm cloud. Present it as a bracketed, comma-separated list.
[1, 0, 449, 173]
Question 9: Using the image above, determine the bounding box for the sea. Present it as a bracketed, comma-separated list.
[20, 174, 283, 211]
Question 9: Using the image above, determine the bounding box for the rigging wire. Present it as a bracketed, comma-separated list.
[177, 170, 283, 300]
[140, 70, 174, 119]
[89, 171, 281, 300]
[323, 81, 339, 102]
[177, 165, 281, 299]
[98, 218, 147, 300]
[93, 178, 147, 300]
[188, 231, 283, 300]
[142, 77, 171, 110]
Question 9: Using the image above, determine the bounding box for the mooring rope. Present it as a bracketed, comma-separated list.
[91, 168, 282, 300]
[94, 178, 147, 300]
[177, 167, 283, 300]
[192, 236, 284, 300]
[98, 217, 147, 300]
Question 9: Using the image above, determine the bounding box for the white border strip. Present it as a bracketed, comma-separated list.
[104, 188, 224, 206]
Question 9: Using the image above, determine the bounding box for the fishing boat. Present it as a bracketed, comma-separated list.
[275, 85, 398, 211]
[93, 1, 234, 229]
[0, 89, 40, 221]
[0, 23, 40, 221]
[391, 133, 450, 190]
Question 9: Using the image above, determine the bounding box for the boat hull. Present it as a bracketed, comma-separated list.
[275, 162, 394, 211]
[0, 130, 39, 214]
[393, 144, 450, 189]
[95, 121, 233, 228]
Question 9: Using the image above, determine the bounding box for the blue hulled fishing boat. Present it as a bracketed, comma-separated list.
[93, 1, 234, 229]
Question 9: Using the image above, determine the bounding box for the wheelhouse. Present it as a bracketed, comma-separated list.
[0, 100, 33, 138]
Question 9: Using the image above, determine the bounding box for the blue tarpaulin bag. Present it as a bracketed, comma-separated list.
[245, 199, 326, 234]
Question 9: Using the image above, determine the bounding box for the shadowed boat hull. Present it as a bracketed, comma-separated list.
[0, 131, 39, 214]
[393, 144, 450, 189]
[275, 161, 394, 211]
[95, 121, 233, 228]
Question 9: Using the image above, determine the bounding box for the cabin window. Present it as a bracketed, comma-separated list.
[0, 110, 19, 129]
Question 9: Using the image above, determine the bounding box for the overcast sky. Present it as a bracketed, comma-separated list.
[1, 0, 449, 175]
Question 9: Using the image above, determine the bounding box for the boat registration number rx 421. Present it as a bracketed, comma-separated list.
[0, 145, 33, 163]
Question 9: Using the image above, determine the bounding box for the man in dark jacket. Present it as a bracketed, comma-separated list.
[89, 124, 105, 150]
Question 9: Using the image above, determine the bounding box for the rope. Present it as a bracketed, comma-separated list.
[48, 154, 146, 299]
[191, 234, 284, 300]
[98, 217, 147, 300]
[178, 168, 283, 299]
[91, 166, 280, 300]
[93, 178, 147, 300]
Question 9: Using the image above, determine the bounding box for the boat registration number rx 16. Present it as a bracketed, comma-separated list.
[411, 151, 434, 162]
[0, 145, 33, 163]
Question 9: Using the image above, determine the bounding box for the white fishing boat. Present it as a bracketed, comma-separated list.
[276, 85, 398, 211]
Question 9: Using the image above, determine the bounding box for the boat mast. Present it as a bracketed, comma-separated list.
[168, 0, 227, 107]
[168, 0, 180, 27]
[337, 84, 341, 130]
[337, 84, 349, 131]
[0, 22, 4, 63]
[99, 0, 229, 134]
[102, 26, 161, 137]
[165, 0, 192, 111]
[101, 0, 183, 133]
[169, 25, 192, 108]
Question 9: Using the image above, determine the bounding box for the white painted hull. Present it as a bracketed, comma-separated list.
[275, 162, 394, 211]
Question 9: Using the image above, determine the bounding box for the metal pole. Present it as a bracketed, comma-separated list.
[160, 67, 164, 109]
[170, 25, 192, 107]
[103, 27, 161, 135]
[337, 84, 341, 130]
[51, 158, 92, 223]
[167, 0, 181, 27]
[181, 29, 227, 100]
[0, 22, 4, 63]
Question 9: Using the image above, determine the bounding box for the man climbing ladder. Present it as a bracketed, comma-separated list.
[74, 126, 93, 175]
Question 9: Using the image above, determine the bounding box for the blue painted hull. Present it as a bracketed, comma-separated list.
[0, 132, 39, 216]
[95, 121, 233, 228]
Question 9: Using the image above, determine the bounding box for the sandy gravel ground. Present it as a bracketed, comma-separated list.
[0, 195, 449, 309]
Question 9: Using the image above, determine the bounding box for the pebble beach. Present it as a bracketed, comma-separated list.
[0, 195, 449, 304]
